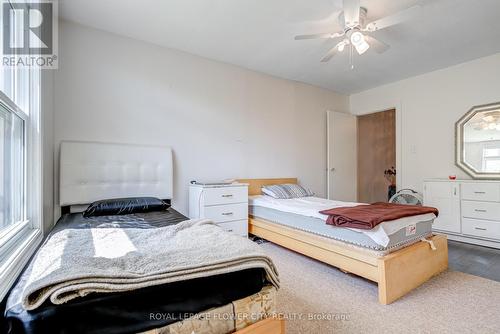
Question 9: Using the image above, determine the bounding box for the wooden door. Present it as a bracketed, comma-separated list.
[357, 109, 396, 203]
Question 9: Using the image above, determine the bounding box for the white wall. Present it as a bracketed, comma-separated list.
[53, 21, 349, 217]
[350, 53, 500, 193]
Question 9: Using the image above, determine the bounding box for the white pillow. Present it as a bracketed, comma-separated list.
[262, 184, 314, 199]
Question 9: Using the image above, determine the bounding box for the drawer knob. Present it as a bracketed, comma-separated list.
[474, 209, 487, 213]
[222, 212, 234, 216]
[227, 229, 233, 232]
[474, 227, 487, 231]
[221, 194, 233, 198]
[473, 191, 486, 194]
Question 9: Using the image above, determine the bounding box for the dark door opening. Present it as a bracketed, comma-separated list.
[357, 109, 396, 203]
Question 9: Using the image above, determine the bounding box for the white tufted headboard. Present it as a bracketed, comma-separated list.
[59, 141, 173, 206]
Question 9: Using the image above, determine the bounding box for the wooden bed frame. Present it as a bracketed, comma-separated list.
[238, 178, 449, 305]
[235, 317, 285, 334]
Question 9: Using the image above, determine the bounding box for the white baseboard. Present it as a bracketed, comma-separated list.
[434, 230, 500, 249]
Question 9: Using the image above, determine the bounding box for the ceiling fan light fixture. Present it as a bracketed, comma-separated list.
[350, 31, 364, 45]
[350, 31, 370, 55]
[354, 39, 370, 54]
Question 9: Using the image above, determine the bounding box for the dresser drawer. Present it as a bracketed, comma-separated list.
[203, 186, 247, 206]
[462, 218, 500, 240]
[204, 203, 248, 223]
[461, 183, 500, 202]
[462, 200, 500, 221]
[218, 220, 248, 237]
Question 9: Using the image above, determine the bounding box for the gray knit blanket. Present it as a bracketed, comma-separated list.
[22, 219, 279, 310]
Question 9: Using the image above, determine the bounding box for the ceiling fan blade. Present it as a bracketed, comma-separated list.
[364, 35, 390, 53]
[364, 5, 421, 32]
[320, 41, 344, 62]
[294, 32, 343, 40]
[343, 0, 361, 27]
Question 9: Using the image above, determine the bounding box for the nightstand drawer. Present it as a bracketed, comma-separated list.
[218, 220, 248, 236]
[463, 218, 500, 240]
[203, 187, 247, 206]
[461, 183, 500, 202]
[462, 200, 500, 221]
[204, 203, 248, 223]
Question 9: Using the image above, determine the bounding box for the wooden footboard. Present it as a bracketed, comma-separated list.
[378, 233, 448, 304]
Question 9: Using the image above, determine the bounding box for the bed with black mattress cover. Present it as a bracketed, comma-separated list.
[4, 208, 267, 334]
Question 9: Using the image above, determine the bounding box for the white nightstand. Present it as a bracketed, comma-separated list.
[188, 183, 249, 237]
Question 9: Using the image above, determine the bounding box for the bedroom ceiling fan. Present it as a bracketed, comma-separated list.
[295, 0, 421, 68]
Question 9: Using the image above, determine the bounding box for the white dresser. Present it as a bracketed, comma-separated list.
[188, 183, 249, 237]
[424, 179, 500, 248]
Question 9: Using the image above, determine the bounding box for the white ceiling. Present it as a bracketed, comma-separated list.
[59, 0, 500, 94]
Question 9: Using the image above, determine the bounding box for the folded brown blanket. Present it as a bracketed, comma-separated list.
[319, 202, 439, 230]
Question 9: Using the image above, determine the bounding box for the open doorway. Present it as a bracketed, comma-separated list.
[357, 109, 396, 203]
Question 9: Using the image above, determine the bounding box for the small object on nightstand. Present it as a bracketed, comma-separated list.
[190, 180, 233, 186]
[188, 183, 249, 237]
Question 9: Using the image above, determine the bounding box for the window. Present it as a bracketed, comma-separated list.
[0, 1, 43, 300]
[0, 102, 25, 233]
[483, 148, 500, 172]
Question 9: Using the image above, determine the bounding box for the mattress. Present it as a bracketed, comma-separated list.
[249, 204, 434, 254]
[249, 195, 436, 247]
[4, 209, 267, 334]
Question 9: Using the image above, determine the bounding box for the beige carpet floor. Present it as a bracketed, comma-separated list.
[261, 242, 500, 334]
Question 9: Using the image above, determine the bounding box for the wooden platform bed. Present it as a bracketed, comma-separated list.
[238, 178, 449, 305]
[235, 317, 285, 334]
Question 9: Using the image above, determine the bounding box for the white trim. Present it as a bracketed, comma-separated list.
[0, 228, 42, 300]
[0, 90, 28, 122]
[27, 67, 42, 231]
[326, 110, 332, 199]
[424, 178, 500, 183]
[0, 220, 29, 251]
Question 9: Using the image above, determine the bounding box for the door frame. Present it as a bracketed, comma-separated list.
[326, 110, 333, 199]
[352, 102, 403, 192]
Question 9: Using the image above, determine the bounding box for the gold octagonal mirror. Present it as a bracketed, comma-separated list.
[456, 102, 500, 179]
